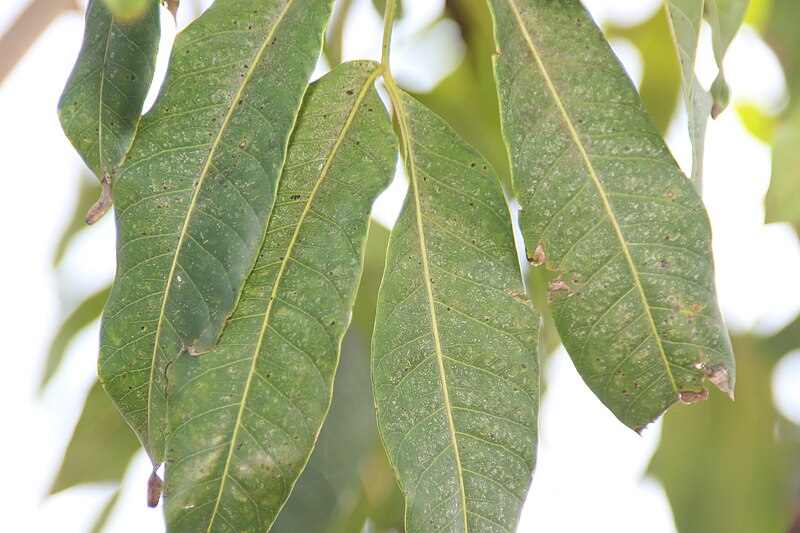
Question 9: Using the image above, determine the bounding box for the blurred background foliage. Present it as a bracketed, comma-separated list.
[5, 0, 799, 531]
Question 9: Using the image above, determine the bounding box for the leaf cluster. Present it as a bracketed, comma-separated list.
[54, 0, 744, 530]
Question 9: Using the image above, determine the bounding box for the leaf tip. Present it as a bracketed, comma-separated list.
[704, 363, 735, 400]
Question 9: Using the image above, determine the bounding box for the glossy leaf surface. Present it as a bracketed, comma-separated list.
[99, 0, 333, 464]
[489, 0, 734, 429]
[58, 0, 160, 180]
[372, 91, 539, 532]
[163, 61, 396, 532]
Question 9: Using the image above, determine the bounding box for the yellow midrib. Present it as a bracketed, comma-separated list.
[386, 83, 469, 531]
[205, 66, 382, 532]
[147, 0, 296, 463]
[504, 0, 679, 395]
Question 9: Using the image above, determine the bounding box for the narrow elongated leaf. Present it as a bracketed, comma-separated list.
[766, 106, 800, 226]
[488, 0, 734, 430]
[58, 0, 160, 180]
[163, 61, 396, 532]
[372, 91, 539, 532]
[272, 334, 375, 532]
[99, 0, 334, 464]
[42, 285, 110, 389]
[50, 380, 140, 493]
[705, 0, 749, 117]
[664, 0, 713, 187]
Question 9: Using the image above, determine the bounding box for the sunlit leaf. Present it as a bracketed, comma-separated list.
[489, 0, 734, 430]
[372, 91, 539, 532]
[665, 0, 713, 187]
[58, 0, 160, 180]
[50, 380, 140, 493]
[99, 0, 334, 464]
[163, 60, 396, 532]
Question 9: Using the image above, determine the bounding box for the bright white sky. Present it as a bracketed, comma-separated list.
[1, 0, 798, 532]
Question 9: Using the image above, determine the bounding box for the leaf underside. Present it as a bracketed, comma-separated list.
[664, 0, 713, 187]
[58, 0, 161, 180]
[489, 0, 734, 430]
[372, 91, 539, 532]
[163, 60, 396, 532]
[98, 0, 334, 464]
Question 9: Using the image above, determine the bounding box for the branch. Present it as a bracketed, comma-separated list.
[0, 0, 80, 84]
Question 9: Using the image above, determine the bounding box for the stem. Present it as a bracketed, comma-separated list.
[0, 0, 79, 84]
[380, 0, 397, 71]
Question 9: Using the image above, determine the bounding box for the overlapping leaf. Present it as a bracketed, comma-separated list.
[58, 0, 160, 180]
[372, 91, 539, 532]
[664, 0, 713, 187]
[488, 0, 734, 430]
[98, 0, 334, 464]
[163, 61, 396, 532]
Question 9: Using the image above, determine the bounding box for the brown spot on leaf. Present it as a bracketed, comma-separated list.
[527, 243, 545, 266]
[679, 388, 709, 404]
[704, 363, 734, 400]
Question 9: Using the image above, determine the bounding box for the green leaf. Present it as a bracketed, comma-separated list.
[372, 91, 539, 532]
[42, 285, 111, 390]
[705, 0, 749, 117]
[664, 0, 713, 187]
[272, 334, 376, 532]
[163, 60, 396, 532]
[765, 105, 800, 226]
[488, 0, 735, 430]
[99, 0, 334, 464]
[58, 0, 160, 180]
[50, 380, 140, 493]
[605, 7, 681, 135]
[650, 334, 797, 533]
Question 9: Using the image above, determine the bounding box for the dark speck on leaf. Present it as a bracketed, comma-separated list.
[346, 89, 354, 95]
[290, 194, 301, 200]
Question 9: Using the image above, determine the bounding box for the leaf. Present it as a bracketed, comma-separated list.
[650, 334, 797, 533]
[605, 6, 681, 135]
[50, 380, 141, 493]
[664, 0, 713, 187]
[488, 0, 735, 430]
[705, 0, 749, 118]
[57, 0, 160, 180]
[41, 285, 111, 390]
[765, 105, 800, 226]
[98, 0, 334, 464]
[372, 91, 539, 532]
[162, 60, 396, 532]
[272, 334, 376, 532]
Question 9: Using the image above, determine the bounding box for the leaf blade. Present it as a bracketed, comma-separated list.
[489, 0, 734, 429]
[664, 0, 713, 187]
[58, 0, 160, 180]
[99, 0, 334, 464]
[163, 60, 396, 532]
[372, 91, 539, 532]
